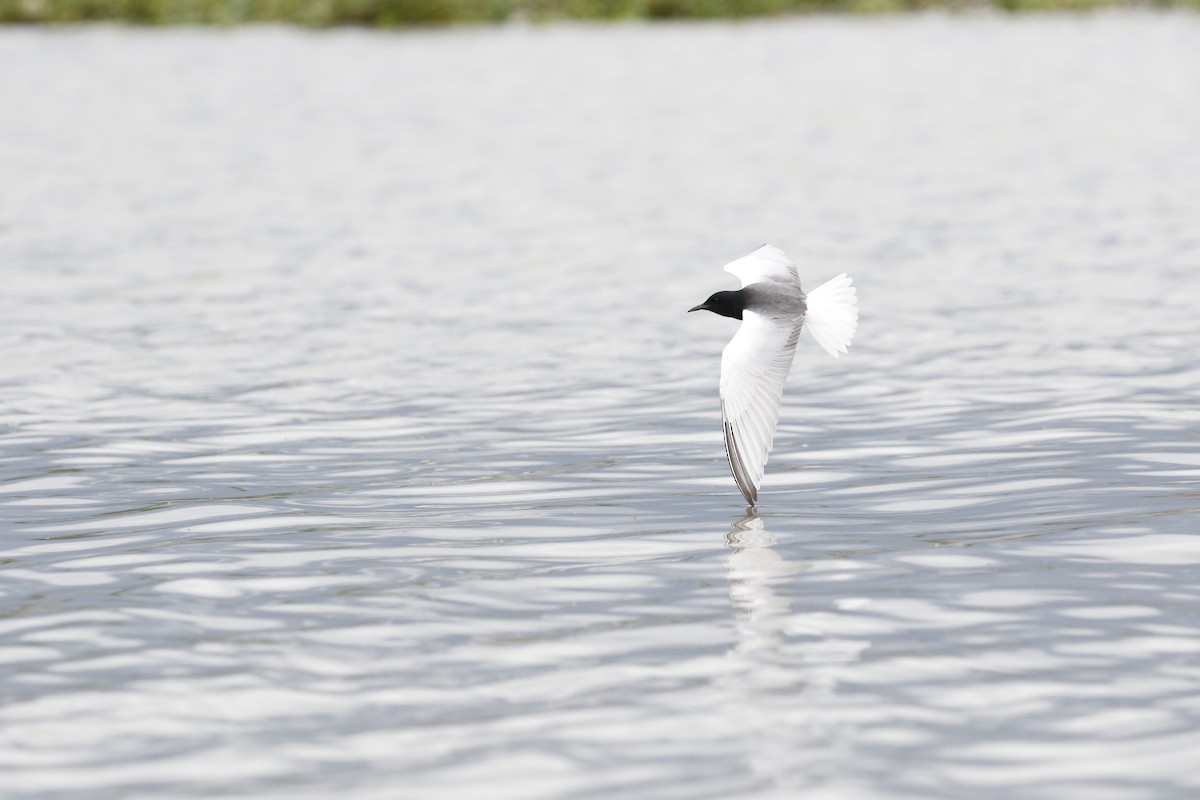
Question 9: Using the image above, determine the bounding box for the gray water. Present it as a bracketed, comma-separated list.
[2, 13, 1200, 799]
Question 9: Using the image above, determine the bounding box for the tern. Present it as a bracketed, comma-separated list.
[689, 245, 858, 506]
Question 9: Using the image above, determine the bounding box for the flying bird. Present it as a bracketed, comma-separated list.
[689, 245, 858, 506]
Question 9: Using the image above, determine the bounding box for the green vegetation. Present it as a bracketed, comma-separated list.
[0, 0, 1194, 25]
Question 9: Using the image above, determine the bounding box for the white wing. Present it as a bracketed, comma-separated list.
[805, 273, 858, 358]
[723, 244, 800, 289]
[720, 311, 803, 505]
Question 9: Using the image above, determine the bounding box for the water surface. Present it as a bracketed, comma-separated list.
[2, 13, 1200, 799]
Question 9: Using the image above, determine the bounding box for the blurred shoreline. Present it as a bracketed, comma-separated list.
[2, 0, 1196, 27]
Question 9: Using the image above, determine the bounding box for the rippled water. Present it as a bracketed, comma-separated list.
[3, 13, 1200, 799]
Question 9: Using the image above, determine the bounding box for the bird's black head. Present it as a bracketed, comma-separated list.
[688, 290, 744, 320]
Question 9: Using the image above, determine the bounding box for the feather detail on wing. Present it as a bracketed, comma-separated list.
[719, 311, 803, 505]
[723, 244, 800, 289]
[804, 273, 858, 358]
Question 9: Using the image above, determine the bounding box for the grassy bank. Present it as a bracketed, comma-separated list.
[0, 0, 1193, 25]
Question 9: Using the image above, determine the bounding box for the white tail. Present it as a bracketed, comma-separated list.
[805, 273, 858, 358]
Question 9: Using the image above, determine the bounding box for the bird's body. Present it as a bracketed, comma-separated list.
[689, 245, 858, 506]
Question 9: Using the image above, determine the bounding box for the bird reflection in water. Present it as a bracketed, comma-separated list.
[725, 513, 870, 672]
[723, 513, 871, 791]
[725, 513, 807, 673]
